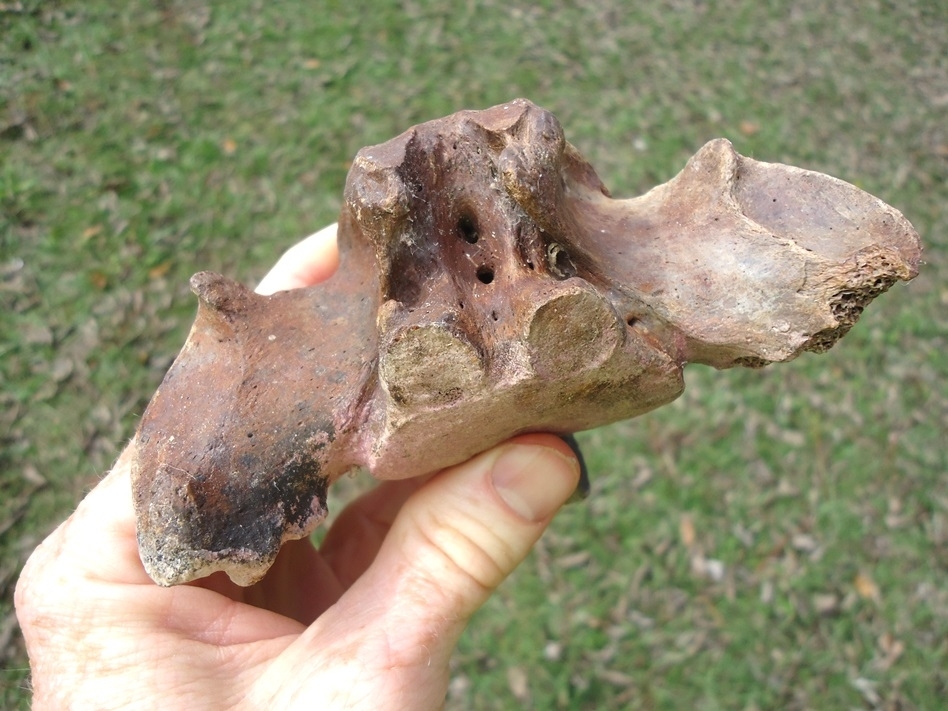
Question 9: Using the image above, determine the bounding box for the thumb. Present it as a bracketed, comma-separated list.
[352, 435, 581, 661]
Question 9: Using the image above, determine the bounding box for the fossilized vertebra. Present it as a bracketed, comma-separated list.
[131, 99, 921, 586]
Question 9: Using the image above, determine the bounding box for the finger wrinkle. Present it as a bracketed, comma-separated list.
[410, 508, 506, 596]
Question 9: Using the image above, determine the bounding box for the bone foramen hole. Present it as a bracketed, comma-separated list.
[547, 242, 576, 279]
[458, 214, 479, 244]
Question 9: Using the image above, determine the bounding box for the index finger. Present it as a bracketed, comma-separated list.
[254, 223, 340, 295]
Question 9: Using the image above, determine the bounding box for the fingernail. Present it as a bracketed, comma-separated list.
[491, 445, 580, 522]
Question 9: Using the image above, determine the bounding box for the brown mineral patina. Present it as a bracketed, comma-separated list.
[131, 99, 921, 587]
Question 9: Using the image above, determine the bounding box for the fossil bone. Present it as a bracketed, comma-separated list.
[131, 99, 921, 586]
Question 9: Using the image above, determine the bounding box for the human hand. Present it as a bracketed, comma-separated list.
[15, 225, 581, 710]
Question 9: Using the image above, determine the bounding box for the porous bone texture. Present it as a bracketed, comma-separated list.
[131, 99, 921, 586]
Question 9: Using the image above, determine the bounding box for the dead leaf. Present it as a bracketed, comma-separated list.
[303, 58, 321, 69]
[813, 593, 840, 616]
[89, 271, 108, 290]
[50, 357, 74, 382]
[598, 669, 635, 686]
[791, 533, 818, 552]
[874, 632, 905, 671]
[776, 478, 799, 497]
[21, 464, 46, 487]
[506, 666, 530, 702]
[851, 677, 880, 706]
[691, 554, 725, 581]
[22, 323, 53, 346]
[630, 467, 653, 490]
[81, 225, 103, 240]
[148, 261, 173, 279]
[448, 674, 470, 699]
[627, 610, 655, 629]
[739, 120, 760, 136]
[556, 551, 591, 569]
[854, 571, 881, 603]
[679, 513, 696, 549]
[885, 495, 909, 529]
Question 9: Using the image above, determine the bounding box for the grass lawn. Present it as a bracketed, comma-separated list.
[2, 0, 945, 708]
